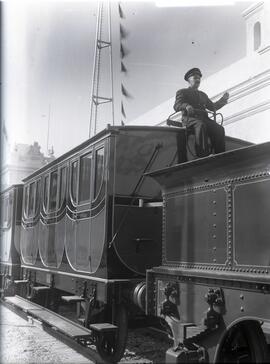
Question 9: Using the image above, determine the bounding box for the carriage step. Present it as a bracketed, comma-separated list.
[32, 286, 50, 291]
[5, 295, 43, 312]
[90, 323, 118, 333]
[5, 295, 93, 339]
[14, 280, 28, 284]
[28, 309, 92, 339]
[61, 295, 84, 303]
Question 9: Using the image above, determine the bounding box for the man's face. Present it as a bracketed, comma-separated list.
[188, 74, 201, 89]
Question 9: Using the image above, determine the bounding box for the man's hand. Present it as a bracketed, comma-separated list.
[186, 105, 194, 116]
[222, 92, 229, 103]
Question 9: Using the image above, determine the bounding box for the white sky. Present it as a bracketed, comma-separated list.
[2, 0, 252, 157]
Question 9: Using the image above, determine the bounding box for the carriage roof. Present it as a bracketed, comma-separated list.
[0, 184, 23, 196]
[22, 125, 182, 182]
[146, 141, 270, 189]
[22, 124, 252, 183]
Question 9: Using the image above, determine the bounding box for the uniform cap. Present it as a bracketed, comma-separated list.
[184, 68, 202, 81]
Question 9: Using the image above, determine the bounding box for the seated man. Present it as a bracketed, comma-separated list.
[174, 67, 229, 157]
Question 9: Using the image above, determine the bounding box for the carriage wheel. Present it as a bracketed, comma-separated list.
[96, 304, 128, 363]
[216, 320, 269, 363]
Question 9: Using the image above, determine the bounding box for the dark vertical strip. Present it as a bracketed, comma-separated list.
[118, 3, 124, 19]
[121, 61, 127, 73]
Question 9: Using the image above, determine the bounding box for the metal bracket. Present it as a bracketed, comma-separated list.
[204, 288, 225, 329]
[161, 282, 180, 319]
[166, 343, 207, 363]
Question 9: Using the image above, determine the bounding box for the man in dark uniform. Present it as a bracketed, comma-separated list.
[174, 68, 229, 157]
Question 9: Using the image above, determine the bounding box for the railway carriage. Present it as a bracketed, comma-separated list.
[0, 184, 23, 294]
[20, 125, 186, 277]
[146, 142, 270, 363]
[18, 125, 188, 361]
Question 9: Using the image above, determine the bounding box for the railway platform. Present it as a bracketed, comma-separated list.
[0, 302, 93, 364]
[0, 299, 171, 363]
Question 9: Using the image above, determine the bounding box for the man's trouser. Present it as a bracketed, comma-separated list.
[184, 117, 225, 158]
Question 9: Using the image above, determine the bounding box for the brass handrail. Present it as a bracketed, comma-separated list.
[167, 109, 224, 126]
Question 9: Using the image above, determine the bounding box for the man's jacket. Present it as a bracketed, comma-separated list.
[174, 87, 227, 122]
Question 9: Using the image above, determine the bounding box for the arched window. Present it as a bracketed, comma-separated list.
[254, 21, 261, 51]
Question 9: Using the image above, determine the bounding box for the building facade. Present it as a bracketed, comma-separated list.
[130, 1, 270, 145]
[0, 141, 54, 191]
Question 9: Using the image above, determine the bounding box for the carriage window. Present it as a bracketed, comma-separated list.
[58, 166, 66, 208]
[79, 153, 92, 203]
[28, 182, 35, 217]
[71, 161, 78, 203]
[24, 185, 29, 216]
[49, 171, 58, 211]
[94, 147, 104, 198]
[0, 197, 5, 227]
[35, 180, 41, 214]
[0, 194, 11, 227]
[44, 175, 49, 211]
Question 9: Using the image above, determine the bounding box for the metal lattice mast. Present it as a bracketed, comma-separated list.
[89, 2, 115, 138]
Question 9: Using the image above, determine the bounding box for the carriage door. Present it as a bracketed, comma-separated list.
[88, 144, 106, 273]
[21, 181, 39, 265]
[39, 168, 65, 268]
[65, 144, 106, 273]
[66, 151, 93, 272]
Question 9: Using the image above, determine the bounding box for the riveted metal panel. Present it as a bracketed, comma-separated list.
[234, 178, 270, 270]
[165, 187, 227, 266]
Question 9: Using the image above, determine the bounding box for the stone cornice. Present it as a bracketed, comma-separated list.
[211, 69, 270, 104]
[223, 99, 270, 125]
[242, 1, 264, 19]
[258, 45, 270, 55]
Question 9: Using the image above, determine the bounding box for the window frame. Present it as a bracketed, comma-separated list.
[48, 169, 58, 213]
[93, 145, 105, 202]
[70, 159, 79, 206]
[35, 179, 41, 215]
[43, 174, 50, 213]
[0, 192, 12, 229]
[23, 184, 29, 218]
[58, 165, 67, 210]
[78, 151, 93, 205]
[42, 165, 67, 215]
[28, 181, 36, 218]
[23, 179, 41, 218]
[68, 142, 106, 208]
